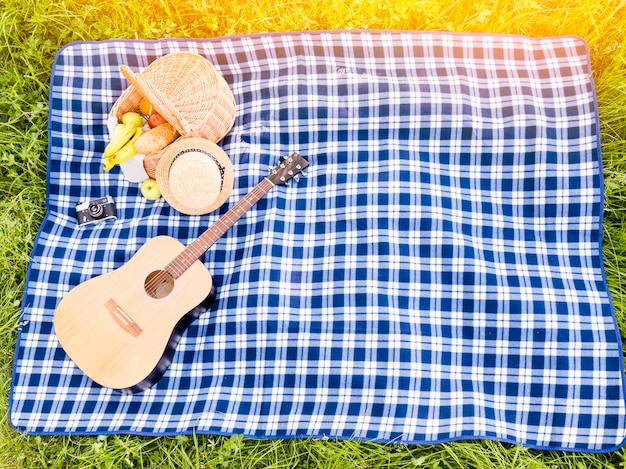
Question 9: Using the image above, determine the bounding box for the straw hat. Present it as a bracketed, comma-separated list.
[116, 52, 236, 143]
[155, 138, 234, 215]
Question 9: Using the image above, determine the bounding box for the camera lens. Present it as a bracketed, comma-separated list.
[88, 203, 104, 219]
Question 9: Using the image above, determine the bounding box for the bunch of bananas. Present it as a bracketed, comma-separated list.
[103, 112, 144, 171]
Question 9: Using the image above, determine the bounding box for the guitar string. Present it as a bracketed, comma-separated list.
[147, 153, 305, 290]
[142, 209, 249, 295]
[143, 183, 269, 294]
[164, 180, 271, 278]
[142, 179, 274, 296]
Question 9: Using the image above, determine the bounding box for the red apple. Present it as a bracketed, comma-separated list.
[147, 113, 165, 128]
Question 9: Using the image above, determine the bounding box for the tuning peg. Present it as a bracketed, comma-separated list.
[293, 175, 301, 183]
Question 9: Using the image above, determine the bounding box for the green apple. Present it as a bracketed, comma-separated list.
[121, 111, 143, 128]
[140, 178, 161, 200]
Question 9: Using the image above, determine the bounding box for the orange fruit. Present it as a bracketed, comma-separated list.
[139, 97, 153, 116]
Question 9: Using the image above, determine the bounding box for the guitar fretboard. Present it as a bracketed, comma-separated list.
[165, 177, 275, 279]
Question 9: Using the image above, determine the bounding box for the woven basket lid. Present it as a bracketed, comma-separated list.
[119, 52, 236, 142]
[156, 137, 234, 215]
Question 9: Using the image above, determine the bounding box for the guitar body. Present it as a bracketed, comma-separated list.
[53, 235, 214, 391]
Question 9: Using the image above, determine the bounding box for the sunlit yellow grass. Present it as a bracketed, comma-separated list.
[77, 0, 625, 79]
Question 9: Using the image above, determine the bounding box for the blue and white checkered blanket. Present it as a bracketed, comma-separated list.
[10, 30, 626, 451]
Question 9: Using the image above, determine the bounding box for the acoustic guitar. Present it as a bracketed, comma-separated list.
[54, 153, 308, 392]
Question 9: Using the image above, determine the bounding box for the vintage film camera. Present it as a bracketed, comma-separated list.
[75, 196, 117, 226]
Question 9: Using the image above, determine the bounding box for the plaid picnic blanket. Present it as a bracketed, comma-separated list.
[10, 30, 626, 452]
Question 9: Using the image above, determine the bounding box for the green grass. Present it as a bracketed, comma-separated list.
[2, 0, 626, 467]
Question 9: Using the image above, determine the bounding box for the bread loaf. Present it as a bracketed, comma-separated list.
[134, 123, 179, 155]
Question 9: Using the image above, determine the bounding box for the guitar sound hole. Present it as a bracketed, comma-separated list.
[144, 270, 175, 299]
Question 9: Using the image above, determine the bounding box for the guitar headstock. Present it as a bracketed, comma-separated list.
[267, 152, 309, 186]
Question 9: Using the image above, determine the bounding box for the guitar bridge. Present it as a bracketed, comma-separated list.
[105, 299, 142, 337]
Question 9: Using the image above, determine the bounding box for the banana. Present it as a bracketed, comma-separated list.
[103, 112, 143, 158]
[104, 121, 137, 158]
[109, 127, 144, 164]
[103, 157, 115, 172]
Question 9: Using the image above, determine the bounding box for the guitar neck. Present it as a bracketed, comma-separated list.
[166, 177, 275, 278]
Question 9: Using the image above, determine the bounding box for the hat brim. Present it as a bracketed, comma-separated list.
[155, 137, 234, 215]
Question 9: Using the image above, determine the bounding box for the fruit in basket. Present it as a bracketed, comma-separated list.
[140, 177, 161, 200]
[121, 111, 143, 128]
[139, 97, 154, 116]
[103, 112, 145, 172]
[147, 112, 165, 128]
[103, 112, 143, 158]
[134, 122, 179, 155]
[108, 127, 144, 164]
[104, 123, 135, 158]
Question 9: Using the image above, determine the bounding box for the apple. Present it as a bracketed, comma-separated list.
[140, 178, 161, 200]
[147, 112, 165, 128]
[121, 111, 143, 128]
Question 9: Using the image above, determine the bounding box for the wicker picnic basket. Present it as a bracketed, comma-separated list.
[109, 51, 237, 177]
